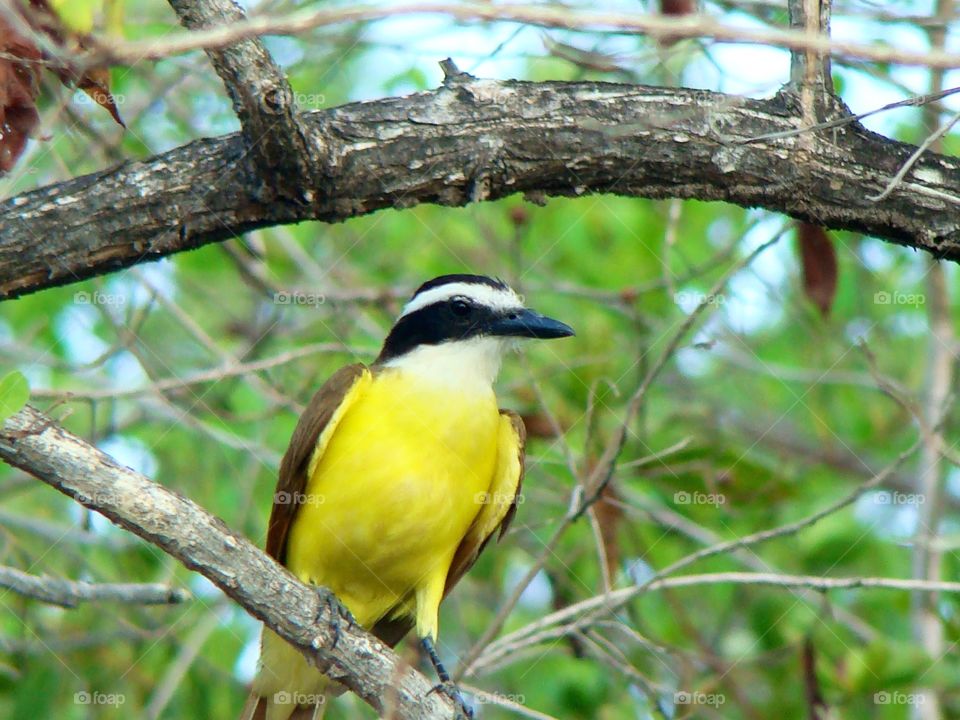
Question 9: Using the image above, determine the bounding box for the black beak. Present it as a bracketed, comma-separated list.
[489, 308, 575, 340]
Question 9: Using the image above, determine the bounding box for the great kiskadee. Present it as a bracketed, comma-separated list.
[243, 274, 574, 720]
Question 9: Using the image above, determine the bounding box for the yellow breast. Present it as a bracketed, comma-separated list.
[284, 368, 500, 628]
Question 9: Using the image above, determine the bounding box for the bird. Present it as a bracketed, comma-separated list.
[242, 273, 574, 720]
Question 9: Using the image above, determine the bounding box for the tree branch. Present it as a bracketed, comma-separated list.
[80, 3, 960, 70]
[167, 0, 316, 202]
[0, 565, 189, 608]
[2, 77, 960, 299]
[0, 404, 461, 720]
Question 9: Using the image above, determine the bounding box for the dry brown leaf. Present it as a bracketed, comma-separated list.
[0, 17, 42, 172]
[1, 1, 125, 172]
[76, 66, 124, 126]
[659, 0, 697, 45]
[592, 482, 623, 585]
[797, 222, 838, 318]
[660, 0, 696, 15]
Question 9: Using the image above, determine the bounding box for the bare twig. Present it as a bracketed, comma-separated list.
[144, 610, 222, 720]
[480, 437, 922, 661]
[911, 9, 956, 712]
[867, 108, 960, 202]
[579, 231, 786, 517]
[738, 85, 960, 145]
[30, 342, 354, 401]
[456, 232, 782, 679]
[81, 3, 960, 70]
[0, 565, 189, 608]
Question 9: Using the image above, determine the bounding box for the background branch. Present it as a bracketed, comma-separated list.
[83, 3, 960, 70]
[0, 565, 188, 608]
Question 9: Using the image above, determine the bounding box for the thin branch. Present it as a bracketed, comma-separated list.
[0, 565, 189, 608]
[738, 85, 960, 145]
[82, 3, 960, 70]
[646, 571, 960, 594]
[473, 569, 960, 675]
[578, 230, 785, 518]
[30, 342, 353, 401]
[868, 108, 960, 202]
[480, 437, 922, 661]
[912, 11, 955, 710]
[145, 610, 222, 720]
[456, 233, 780, 679]
[459, 684, 560, 720]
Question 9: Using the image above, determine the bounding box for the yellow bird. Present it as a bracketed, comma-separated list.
[243, 274, 574, 720]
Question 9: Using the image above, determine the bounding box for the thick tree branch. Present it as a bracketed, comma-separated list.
[0, 405, 460, 720]
[167, 0, 316, 201]
[2, 77, 960, 299]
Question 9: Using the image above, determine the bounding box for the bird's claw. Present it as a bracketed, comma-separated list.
[315, 587, 355, 649]
[427, 680, 474, 719]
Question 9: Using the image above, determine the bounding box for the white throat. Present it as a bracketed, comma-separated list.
[382, 336, 513, 389]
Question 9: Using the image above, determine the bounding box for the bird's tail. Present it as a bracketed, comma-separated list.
[238, 692, 265, 720]
[242, 629, 332, 720]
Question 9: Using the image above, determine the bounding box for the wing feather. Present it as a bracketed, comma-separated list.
[445, 410, 526, 593]
[265, 363, 368, 562]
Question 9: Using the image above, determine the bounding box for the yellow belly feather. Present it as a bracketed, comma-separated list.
[254, 369, 501, 718]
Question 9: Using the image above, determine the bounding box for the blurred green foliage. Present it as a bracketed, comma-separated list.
[1, 1, 958, 719]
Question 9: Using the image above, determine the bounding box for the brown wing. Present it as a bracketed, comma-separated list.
[265, 363, 368, 562]
[370, 409, 526, 647]
[444, 410, 526, 593]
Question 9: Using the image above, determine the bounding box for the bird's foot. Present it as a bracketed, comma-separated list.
[315, 587, 355, 649]
[427, 680, 474, 719]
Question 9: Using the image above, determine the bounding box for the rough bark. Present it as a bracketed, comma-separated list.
[167, 0, 317, 202]
[0, 404, 461, 720]
[2, 75, 960, 299]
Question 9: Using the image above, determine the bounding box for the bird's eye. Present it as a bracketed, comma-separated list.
[451, 298, 472, 317]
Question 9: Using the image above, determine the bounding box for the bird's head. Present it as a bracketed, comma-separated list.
[376, 274, 574, 384]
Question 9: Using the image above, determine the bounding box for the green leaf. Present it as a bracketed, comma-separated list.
[0, 371, 29, 423]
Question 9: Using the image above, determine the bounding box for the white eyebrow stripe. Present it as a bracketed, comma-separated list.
[400, 282, 523, 318]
